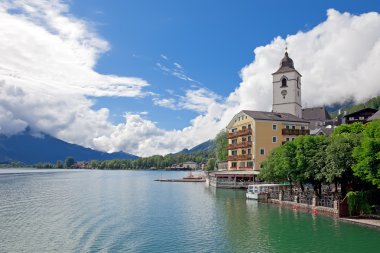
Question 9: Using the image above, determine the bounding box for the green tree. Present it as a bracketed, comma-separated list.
[215, 130, 228, 162]
[206, 158, 216, 171]
[64, 156, 76, 168]
[323, 134, 359, 195]
[353, 120, 380, 188]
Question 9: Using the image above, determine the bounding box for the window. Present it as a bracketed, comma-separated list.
[272, 124, 277, 130]
[281, 78, 287, 87]
[292, 138, 295, 141]
[272, 136, 277, 143]
[248, 136, 251, 142]
[286, 137, 290, 141]
[232, 128, 237, 132]
[242, 150, 246, 155]
[231, 150, 237, 156]
[286, 125, 290, 129]
[359, 116, 365, 120]
[242, 125, 247, 130]
[292, 125, 296, 130]
[247, 149, 251, 155]
[248, 124, 251, 129]
[260, 148, 265, 155]
[247, 161, 253, 167]
[239, 162, 245, 168]
[301, 126, 305, 130]
[349, 117, 355, 121]
[231, 162, 237, 168]
[242, 137, 246, 142]
[232, 139, 237, 144]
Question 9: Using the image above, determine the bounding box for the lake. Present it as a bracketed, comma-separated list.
[0, 169, 379, 252]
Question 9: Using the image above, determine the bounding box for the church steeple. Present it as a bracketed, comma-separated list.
[272, 48, 302, 118]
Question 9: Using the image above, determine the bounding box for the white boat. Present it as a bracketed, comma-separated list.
[246, 183, 288, 200]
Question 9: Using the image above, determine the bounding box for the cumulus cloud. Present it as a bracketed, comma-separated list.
[0, 1, 148, 142]
[1, 3, 380, 157]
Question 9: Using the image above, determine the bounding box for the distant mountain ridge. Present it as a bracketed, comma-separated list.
[0, 130, 138, 164]
[177, 140, 215, 154]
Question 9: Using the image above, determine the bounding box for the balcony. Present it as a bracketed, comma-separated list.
[227, 141, 252, 150]
[227, 154, 252, 161]
[227, 128, 252, 138]
[282, 128, 310, 136]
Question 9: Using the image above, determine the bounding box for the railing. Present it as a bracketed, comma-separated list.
[227, 154, 252, 161]
[227, 128, 252, 138]
[299, 193, 313, 205]
[316, 195, 335, 208]
[227, 141, 252, 150]
[282, 129, 310, 135]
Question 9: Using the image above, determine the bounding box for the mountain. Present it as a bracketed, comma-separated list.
[177, 140, 215, 154]
[328, 95, 380, 118]
[0, 131, 138, 164]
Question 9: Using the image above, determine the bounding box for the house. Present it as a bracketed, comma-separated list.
[226, 110, 309, 171]
[182, 161, 198, 170]
[368, 110, 380, 121]
[209, 50, 310, 188]
[343, 108, 378, 124]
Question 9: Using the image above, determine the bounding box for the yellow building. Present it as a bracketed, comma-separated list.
[226, 110, 309, 171]
[207, 50, 310, 188]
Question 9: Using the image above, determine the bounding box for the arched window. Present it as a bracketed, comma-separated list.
[281, 78, 287, 87]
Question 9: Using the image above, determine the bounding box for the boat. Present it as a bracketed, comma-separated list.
[182, 171, 203, 180]
[246, 183, 289, 200]
[154, 172, 206, 182]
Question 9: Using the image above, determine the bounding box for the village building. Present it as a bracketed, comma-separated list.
[208, 50, 310, 188]
[342, 108, 378, 124]
[368, 110, 380, 121]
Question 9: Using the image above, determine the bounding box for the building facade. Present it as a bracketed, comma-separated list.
[226, 110, 309, 171]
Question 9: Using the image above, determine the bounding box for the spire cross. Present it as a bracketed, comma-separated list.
[285, 41, 288, 53]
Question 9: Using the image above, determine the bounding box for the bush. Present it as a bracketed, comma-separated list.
[346, 191, 372, 216]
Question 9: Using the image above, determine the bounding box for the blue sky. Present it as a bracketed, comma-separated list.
[71, 0, 380, 129]
[1, 1, 380, 156]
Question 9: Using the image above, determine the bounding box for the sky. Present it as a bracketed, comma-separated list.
[0, 0, 380, 157]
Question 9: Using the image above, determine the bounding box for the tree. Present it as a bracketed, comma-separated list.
[215, 130, 228, 162]
[64, 156, 76, 168]
[294, 135, 328, 196]
[333, 122, 365, 135]
[323, 134, 359, 195]
[206, 158, 216, 171]
[353, 120, 380, 188]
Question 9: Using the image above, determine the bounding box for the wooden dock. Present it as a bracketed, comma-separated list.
[154, 178, 206, 182]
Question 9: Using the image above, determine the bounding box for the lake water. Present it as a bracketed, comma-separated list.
[0, 169, 379, 253]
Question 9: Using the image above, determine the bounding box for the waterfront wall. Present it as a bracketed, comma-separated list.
[258, 193, 349, 217]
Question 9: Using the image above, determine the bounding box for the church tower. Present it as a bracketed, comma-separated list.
[272, 50, 302, 118]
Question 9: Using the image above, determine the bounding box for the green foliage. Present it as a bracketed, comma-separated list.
[346, 191, 372, 216]
[260, 141, 297, 183]
[215, 130, 228, 162]
[353, 120, 380, 188]
[206, 158, 216, 171]
[333, 122, 365, 135]
[323, 134, 359, 195]
[64, 156, 76, 168]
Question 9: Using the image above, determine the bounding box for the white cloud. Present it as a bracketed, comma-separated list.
[152, 97, 177, 110]
[1, 4, 380, 158]
[156, 58, 201, 84]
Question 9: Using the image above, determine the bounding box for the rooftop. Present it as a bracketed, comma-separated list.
[302, 107, 332, 121]
[242, 110, 309, 123]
